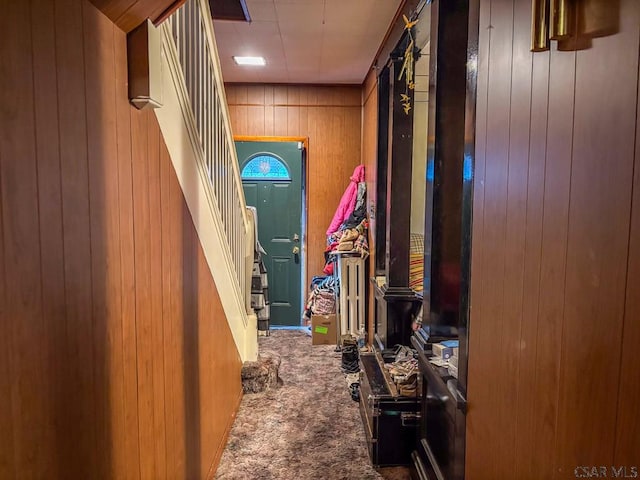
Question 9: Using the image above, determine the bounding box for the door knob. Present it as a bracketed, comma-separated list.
[292, 246, 300, 255]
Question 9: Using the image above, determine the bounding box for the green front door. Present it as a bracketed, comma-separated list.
[236, 141, 303, 327]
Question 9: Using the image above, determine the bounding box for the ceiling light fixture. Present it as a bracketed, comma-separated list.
[233, 56, 266, 66]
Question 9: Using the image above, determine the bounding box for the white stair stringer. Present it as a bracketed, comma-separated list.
[154, 19, 258, 363]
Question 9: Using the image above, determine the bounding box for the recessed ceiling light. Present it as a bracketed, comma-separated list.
[233, 56, 266, 66]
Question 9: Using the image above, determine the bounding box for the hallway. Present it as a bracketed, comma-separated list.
[215, 330, 410, 480]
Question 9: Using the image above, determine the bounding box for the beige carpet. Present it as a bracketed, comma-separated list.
[215, 329, 411, 480]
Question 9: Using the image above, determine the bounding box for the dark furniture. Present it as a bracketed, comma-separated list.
[410, 0, 476, 479]
[373, 282, 422, 350]
[359, 351, 420, 467]
[411, 331, 466, 480]
[372, 43, 422, 350]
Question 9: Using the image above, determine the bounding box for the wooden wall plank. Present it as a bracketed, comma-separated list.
[555, 1, 640, 472]
[130, 108, 157, 480]
[233, 105, 249, 137]
[148, 113, 168, 479]
[264, 105, 275, 136]
[615, 5, 640, 461]
[114, 20, 142, 478]
[299, 106, 309, 137]
[514, 44, 550, 480]
[160, 137, 178, 478]
[525, 43, 576, 480]
[55, 0, 97, 475]
[274, 85, 287, 104]
[30, 0, 68, 476]
[83, 3, 125, 477]
[0, 11, 15, 475]
[247, 105, 265, 135]
[298, 87, 309, 106]
[197, 244, 215, 477]
[472, 0, 514, 476]
[0, 1, 49, 476]
[247, 85, 264, 105]
[0, 138, 14, 477]
[235, 85, 249, 104]
[264, 86, 274, 106]
[500, 1, 534, 477]
[224, 86, 237, 105]
[306, 86, 319, 106]
[0, 152, 14, 479]
[287, 86, 300, 105]
[287, 106, 300, 135]
[168, 170, 187, 478]
[274, 106, 288, 136]
[183, 204, 201, 480]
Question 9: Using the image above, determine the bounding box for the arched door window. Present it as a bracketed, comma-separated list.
[240, 154, 291, 181]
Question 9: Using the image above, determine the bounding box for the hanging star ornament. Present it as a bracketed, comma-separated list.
[398, 14, 417, 115]
[402, 14, 418, 30]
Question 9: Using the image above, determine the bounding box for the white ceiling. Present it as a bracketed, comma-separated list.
[213, 0, 403, 84]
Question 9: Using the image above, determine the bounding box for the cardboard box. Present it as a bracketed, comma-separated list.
[432, 343, 453, 360]
[311, 314, 338, 345]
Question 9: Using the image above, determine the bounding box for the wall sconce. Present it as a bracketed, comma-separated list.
[532, 0, 620, 53]
[550, 0, 571, 39]
[531, 0, 550, 51]
[531, 0, 573, 51]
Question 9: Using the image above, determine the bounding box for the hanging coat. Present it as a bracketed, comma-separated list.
[326, 165, 365, 236]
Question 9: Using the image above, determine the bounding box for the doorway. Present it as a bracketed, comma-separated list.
[235, 138, 306, 327]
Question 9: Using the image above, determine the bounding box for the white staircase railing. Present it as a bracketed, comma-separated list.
[154, 0, 257, 361]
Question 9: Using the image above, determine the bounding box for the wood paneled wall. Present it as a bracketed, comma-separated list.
[467, 0, 640, 478]
[225, 84, 362, 289]
[362, 70, 379, 341]
[0, 1, 241, 478]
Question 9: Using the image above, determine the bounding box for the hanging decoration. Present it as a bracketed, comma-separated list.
[398, 14, 418, 115]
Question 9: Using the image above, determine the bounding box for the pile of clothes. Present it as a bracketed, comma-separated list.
[247, 207, 271, 334]
[383, 346, 418, 397]
[323, 165, 369, 275]
[303, 164, 371, 322]
[302, 276, 338, 324]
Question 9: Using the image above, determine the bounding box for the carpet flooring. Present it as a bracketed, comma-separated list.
[215, 330, 411, 480]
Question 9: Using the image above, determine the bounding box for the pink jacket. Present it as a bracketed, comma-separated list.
[326, 165, 365, 236]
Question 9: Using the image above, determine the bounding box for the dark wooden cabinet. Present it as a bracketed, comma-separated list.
[359, 352, 420, 467]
